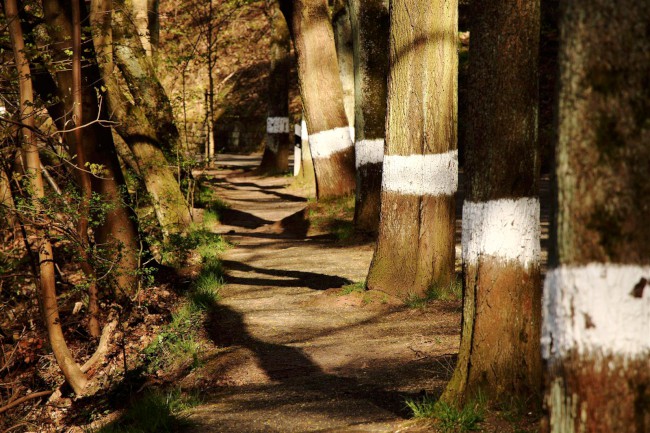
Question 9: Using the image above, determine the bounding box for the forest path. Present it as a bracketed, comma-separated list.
[183, 154, 461, 433]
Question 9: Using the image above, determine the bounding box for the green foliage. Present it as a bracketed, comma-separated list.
[96, 389, 199, 433]
[339, 281, 366, 296]
[405, 394, 485, 432]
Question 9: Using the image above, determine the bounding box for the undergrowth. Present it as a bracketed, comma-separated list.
[338, 281, 366, 295]
[405, 277, 463, 308]
[405, 393, 485, 432]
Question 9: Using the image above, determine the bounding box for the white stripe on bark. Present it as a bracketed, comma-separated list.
[381, 151, 458, 196]
[542, 264, 650, 360]
[309, 127, 354, 159]
[462, 198, 540, 268]
[267, 117, 290, 133]
[355, 139, 384, 168]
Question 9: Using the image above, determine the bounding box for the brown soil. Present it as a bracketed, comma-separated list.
[183, 154, 462, 432]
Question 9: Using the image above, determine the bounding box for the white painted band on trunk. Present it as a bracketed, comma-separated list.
[309, 127, 354, 159]
[301, 119, 308, 141]
[294, 124, 301, 136]
[381, 150, 458, 196]
[542, 264, 650, 360]
[462, 198, 540, 267]
[293, 145, 301, 176]
[349, 126, 355, 143]
[266, 117, 290, 134]
[355, 139, 384, 168]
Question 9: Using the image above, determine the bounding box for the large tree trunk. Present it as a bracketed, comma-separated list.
[541, 2, 650, 431]
[442, 0, 541, 406]
[332, 3, 355, 137]
[348, 0, 388, 234]
[366, 0, 458, 298]
[279, 0, 355, 198]
[43, 0, 140, 297]
[257, 0, 291, 175]
[90, 0, 192, 238]
[5, 0, 88, 394]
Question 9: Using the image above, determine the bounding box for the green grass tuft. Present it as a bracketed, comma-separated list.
[405, 277, 463, 308]
[405, 394, 485, 433]
[339, 281, 366, 296]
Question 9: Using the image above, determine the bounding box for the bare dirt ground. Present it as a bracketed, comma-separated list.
[183, 154, 462, 432]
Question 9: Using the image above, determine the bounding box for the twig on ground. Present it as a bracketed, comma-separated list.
[0, 391, 52, 415]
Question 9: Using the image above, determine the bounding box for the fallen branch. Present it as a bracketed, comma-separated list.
[0, 391, 52, 415]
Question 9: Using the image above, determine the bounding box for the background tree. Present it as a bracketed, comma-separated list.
[541, 1, 650, 431]
[442, 0, 542, 406]
[366, 0, 458, 298]
[257, 0, 291, 174]
[5, 0, 87, 394]
[43, 0, 141, 296]
[332, 0, 354, 136]
[348, 0, 388, 234]
[279, 0, 355, 198]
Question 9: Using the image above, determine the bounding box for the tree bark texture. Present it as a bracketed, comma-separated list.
[441, 0, 542, 406]
[333, 5, 355, 133]
[43, 0, 140, 297]
[348, 0, 388, 234]
[112, 0, 181, 153]
[90, 0, 192, 238]
[280, 0, 355, 198]
[5, 0, 88, 395]
[541, 2, 650, 432]
[366, 0, 458, 298]
[258, 0, 292, 174]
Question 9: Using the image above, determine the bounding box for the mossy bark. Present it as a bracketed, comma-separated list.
[543, 1, 650, 431]
[348, 0, 389, 235]
[366, 0, 458, 298]
[442, 0, 542, 406]
[91, 0, 192, 238]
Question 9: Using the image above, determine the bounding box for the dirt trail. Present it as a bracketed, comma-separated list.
[184, 154, 461, 433]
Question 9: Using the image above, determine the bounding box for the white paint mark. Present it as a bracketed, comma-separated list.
[381, 151, 458, 196]
[355, 139, 384, 168]
[542, 264, 650, 360]
[293, 145, 301, 176]
[294, 124, 301, 136]
[301, 119, 308, 142]
[266, 117, 290, 134]
[462, 198, 540, 268]
[349, 126, 355, 143]
[309, 127, 354, 159]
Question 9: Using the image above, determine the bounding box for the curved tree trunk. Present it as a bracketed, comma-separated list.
[348, 0, 388, 234]
[5, 0, 88, 394]
[258, 0, 291, 175]
[541, 2, 650, 431]
[442, 0, 541, 406]
[90, 0, 192, 238]
[279, 0, 355, 198]
[43, 0, 140, 297]
[366, 0, 458, 298]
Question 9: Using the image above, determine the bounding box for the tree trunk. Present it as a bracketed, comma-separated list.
[541, 2, 650, 431]
[296, 116, 316, 196]
[5, 0, 88, 395]
[131, 0, 152, 56]
[43, 0, 140, 297]
[147, 0, 160, 54]
[442, 0, 541, 406]
[348, 0, 388, 234]
[366, 0, 458, 298]
[90, 0, 192, 238]
[332, 4, 355, 137]
[279, 0, 355, 198]
[72, 0, 100, 338]
[258, 0, 291, 175]
[112, 0, 181, 153]
[0, 168, 16, 227]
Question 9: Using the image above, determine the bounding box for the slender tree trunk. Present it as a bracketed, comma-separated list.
[366, 0, 458, 298]
[131, 0, 152, 56]
[72, 0, 100, 338]
[90, 0, 192, 238]
[332, 4, 355, 137]
[541, 2, 650, 431]
[442, 0, 541, 406]
[296, 116, 316, 196]
[348, 0, 388, 234]
[5, 0, 87, 394]
[43, 0, 140, 297]
[147, 0, 159, 54]
[0, 168, 16, 227]
[279, 0, 355, 198]
[258, 0, 291, 174]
